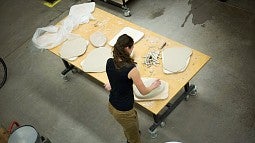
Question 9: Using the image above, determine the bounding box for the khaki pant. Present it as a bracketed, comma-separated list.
[108, 102, 141, 143]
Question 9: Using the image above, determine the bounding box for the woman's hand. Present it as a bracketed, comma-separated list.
[129, 67, 162, 95]
[150, 79, 161, 90]
[104, 83, 111, 91]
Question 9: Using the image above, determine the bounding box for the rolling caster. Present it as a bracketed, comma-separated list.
[71, 68, 80, 74]
[123, 9, 131, 17]
[61, 74, 69, 81]
[160, 122, 166, 128]
[148, 129, 158, 139]
[190, 86, 198, 96]
[122, 5, 131, 17]
[185, 94, 190, 101]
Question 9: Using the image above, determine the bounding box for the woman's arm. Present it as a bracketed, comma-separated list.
[104, 83, 111, 91]
[128, 67, 161, 95]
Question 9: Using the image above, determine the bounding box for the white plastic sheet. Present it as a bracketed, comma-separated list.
[32, 2, 95, 49]
[32, 25, 63, 49]
[69, 2, 95, 24]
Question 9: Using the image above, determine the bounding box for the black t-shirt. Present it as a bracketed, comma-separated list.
[106, 58, 136, 111]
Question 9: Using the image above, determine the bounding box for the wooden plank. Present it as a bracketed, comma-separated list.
[49, 7, 210, 115]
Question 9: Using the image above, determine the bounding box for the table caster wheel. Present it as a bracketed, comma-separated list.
[190, 86, 198, 96]
[160, 122, 166, 128]
[123, 9, 131, 17]
[148, 129, 158, 139]
[61, 74, 69, 81]
[185, 94, 190, 101]
[71, 68, 79, 74]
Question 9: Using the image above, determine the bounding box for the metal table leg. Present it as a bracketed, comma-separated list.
[121, 0, 131, 17]
[148, 82, 196, 138]
[61, 59, 74, 81]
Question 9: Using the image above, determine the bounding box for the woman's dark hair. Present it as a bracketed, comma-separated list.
[113, 34, 135, 68]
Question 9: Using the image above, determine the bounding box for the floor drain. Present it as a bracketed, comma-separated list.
[43, 0, 61, 8]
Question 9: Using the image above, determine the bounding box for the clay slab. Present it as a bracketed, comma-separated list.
[162, 47, 192, 73]
[81, 47, 113, 72]
[109, 27, 144, 46]
[60, 37, 88, 59]
[90, 31, 107, 47]
[133, 78, 169, 101]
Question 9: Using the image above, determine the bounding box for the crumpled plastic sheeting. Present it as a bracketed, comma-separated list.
[69, 2, 95, 24]
[32, 2, 95, 49]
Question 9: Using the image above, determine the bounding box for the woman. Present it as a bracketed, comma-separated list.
[105, 34, 161, 143]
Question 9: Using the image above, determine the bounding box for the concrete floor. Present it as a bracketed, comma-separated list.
[0, 0, 254, 142]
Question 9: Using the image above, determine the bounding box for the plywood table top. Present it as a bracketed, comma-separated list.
[49, 7, 211, 115]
